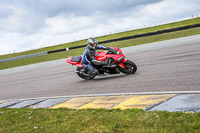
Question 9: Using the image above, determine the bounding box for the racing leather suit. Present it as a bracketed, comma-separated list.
[82, 45, 109, 75]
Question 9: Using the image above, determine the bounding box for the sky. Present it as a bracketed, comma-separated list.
[0, 0, 200, 55]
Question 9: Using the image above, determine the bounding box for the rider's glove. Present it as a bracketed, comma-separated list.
[106, 47, 110, 50]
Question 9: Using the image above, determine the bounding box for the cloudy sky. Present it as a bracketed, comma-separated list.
[0, 0, 200, 55]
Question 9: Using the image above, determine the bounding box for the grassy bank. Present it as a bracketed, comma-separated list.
[0, 26, 200, 70]
[0, 108, 200, 132]
[0, 17, 200, 70]
[1, 17, 200, 60]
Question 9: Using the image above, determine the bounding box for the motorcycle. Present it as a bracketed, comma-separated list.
[66, 46, 137, 80]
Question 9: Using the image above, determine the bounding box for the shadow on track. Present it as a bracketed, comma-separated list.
[77, 73, 138, 82]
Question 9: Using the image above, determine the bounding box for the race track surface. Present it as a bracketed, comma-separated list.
[0, 36, 200, 100]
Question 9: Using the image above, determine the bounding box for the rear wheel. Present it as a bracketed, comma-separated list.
[118, 60, 137, 74]
[76, 67, 95, 80]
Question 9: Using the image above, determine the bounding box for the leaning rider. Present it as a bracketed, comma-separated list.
[82, 37, 110, 76]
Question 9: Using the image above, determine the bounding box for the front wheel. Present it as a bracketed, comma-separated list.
[76, 67, 95, 80]
[118, 60, 137, 74]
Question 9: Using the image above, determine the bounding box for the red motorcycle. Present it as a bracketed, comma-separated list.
[66, 46, 137, 80]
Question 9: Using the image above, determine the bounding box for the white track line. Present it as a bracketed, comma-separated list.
[2, 90, 200, 101]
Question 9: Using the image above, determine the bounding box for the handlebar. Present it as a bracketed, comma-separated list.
[107, 47, 122, 55]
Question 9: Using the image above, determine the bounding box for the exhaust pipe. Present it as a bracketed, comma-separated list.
[75, 71, 94, 77]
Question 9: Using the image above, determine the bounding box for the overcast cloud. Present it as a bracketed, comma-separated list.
[0, 0, 200, 55]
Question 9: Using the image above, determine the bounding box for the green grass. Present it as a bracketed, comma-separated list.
[0, 108, 200, 132]
[0, 17, 200, 70]
[0, 17, 200, 60]
[1, 26, 200, 70]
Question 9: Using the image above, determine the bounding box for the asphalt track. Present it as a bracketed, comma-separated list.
[0, 35, 200, 100]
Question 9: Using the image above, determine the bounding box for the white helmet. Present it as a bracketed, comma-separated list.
[87, 37, 98, 49]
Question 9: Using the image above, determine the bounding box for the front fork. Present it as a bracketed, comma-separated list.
[118, 58, 127, 68]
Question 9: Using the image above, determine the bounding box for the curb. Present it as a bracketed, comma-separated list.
[1, 93, 200, 112]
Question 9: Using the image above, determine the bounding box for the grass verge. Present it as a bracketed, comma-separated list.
[0, 108, 200, 132]
[0, 26, 200, 70]
[1, 17, 200, 60]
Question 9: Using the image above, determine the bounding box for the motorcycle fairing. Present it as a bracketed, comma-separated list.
[95, 51, 125, 64]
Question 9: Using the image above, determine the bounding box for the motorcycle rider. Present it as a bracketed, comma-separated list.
[82, 37, 110, 76]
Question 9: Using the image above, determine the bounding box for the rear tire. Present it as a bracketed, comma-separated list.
[118, 60, 137, 74]
[76, 67, 95, 80]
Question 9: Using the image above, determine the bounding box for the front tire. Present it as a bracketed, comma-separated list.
[118, 60, 137, 74]
[76, 67, 95, 80]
